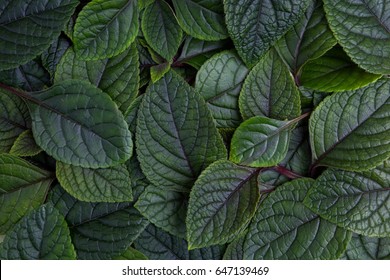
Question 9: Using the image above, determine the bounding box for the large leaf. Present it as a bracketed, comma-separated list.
[136, 71, 227, 192]
[187, 160, 260, 249]
[341, 234, 390, 260]
[224, 0, 311, 67]
[142, 0, 183, 61]
[310, 78, 390, 171]
[56, 162, 133, 203]
[243, 179, 352, 259]
[239, 49, 301, 120]
[74, 0, 139, 60]
[195, 51, 248, 129]
[0, 204, 76, 260]
[0, 154, 53, 234]
[28, 80, 132, 169]
[304, 165, 390, 237]
[0, 0, 78, 71]
[172, 0, 228, 41]
[323, 0, 390, 74]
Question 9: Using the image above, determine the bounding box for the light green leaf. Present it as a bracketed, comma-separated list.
[74, 0, 139, 60]
[55, 44, 139, 113]
[323, 0, 390, 74]
[28, 80, 132, 169]
[195, 51, 248, 129]
[56, 161, 132, 203]
[275, 0, 337, 75]
[224, 0, 311, 67]
[150, 62, 171, 83]
[135, 185, 187, 238]
[341, 234, 390, 260]
[304, 165, 390, 237]
[142, 0, 183, 61]
[112, 247, 148, 260]
[243, 179, 352, 259]
[0, 204, 76, 260]
[310, 79, 390, 171]
[0, 0, 78, 71]
[239, 49, 301, 120]
[300, 46, 382, 92]
[0, 154, 53, 234]
[10, 130, 42, 157]
[136, 71, 227, 192]
[172, 0, 228, 41]
[187, 160, 260, 249]
[0, 88, 30, 153]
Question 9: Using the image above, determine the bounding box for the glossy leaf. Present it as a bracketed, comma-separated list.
[341, 234, 390, 260]
[10, 130, 42, 157]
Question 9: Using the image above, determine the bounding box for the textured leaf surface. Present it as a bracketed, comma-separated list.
[10, 130, 42, 157]
[136, 71, 226, 192]
[74, 0, 139, 60]
[0, 204, 76, 260]
[172, 0, 228, 41]
[56, 162, 133, 202]
[0, 154, 53, 234]
[142, 0, 182, 61]
[239, 49, 301, 120]
[341, 234, 390, 260]
[323, 0, 390, 74]
[223, 235, 246, 260]
[112, 247, 148, 260]
[29, 80, 132, 168]
[41, 36, 71, 81]
[187, 160, 260, 249]
[304, 166, 390, 237]
[195, 51, 248, 129]
[243, 179, 352, 259]
[0, 0, 78, 70]
[224, 0, 311, 67]
[310, 79, 390, 171]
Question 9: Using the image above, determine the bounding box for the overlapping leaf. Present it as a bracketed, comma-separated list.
[341, 234, 390, 260]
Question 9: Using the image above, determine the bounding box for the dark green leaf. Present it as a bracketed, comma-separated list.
[341, 234, 390, 260]
[112, 247, 148, 260]
[41, 35, 71, 81]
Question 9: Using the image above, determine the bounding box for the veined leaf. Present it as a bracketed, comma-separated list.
[74, 0, 139, 60]
[187, 160, 260, 249]
[41, 35, 71, 81]
[0, 204, 76, 260]
[243, 179, 352, 259]
[239, 49, 301, 120]
[304, 165, 390, 237]
[28, 80, 132, 169]
[310, 79, 390, 171]
[112, 247, 148, 260]
[323, 0, 390, 74]
[142, 0, 183, 61]
[224, 0, 311, 67]
[150, 62, 171, 83]
[10, 130, 42, 157]
[172, 0, 228, 41]
[0, 154, 53, 234]
[136, 71, 227, 192]
[341, 234, 390, 260]
[195, 51, 248, 129]
[223, 235, 246, 260]
[0, 0, 78, 71]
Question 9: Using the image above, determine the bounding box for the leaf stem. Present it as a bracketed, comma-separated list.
[272, 165, 303, 179]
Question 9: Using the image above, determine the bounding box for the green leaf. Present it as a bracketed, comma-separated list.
[0, 154, 53, 234]
[223, 235, 246, 260]
[0, 88, 30, 153]
[135, 185, 187, 238]
[304, 165, 390, 238]
[49, 185, 148, 259]
[0, 204, 76, 260]
[0, 0, 78, 71]
[224, 0, 311, 67]
[243, 179, 352, 259]
[142, 0, 183, 61]
[310, 78, 390, 171]
[341, 234, 390, 260]
[28, 80, 132, 169]
[10, 130, 42, 157]
[112, 247, 148, 260]
[187, 160, 260, 249]
[41, 36, 71, 81]
[195, 51, 248, 129]
[74, 0, 139, 60]
[136, 71, 227, 192]
[239, 49, 301, 120]
[275, 0, 337, 75]
[56, 161, 133, 203]
[55, 44, 139, 113]
[150, 62, 171, 83]
[323, 0, 390, 74]
[172, 0, 228, 41]
[300, 46, 382, 92]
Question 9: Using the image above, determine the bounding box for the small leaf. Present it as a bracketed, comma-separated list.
[150, 62, 171, 83]
[341, 234, 390, 260]
[74, 0, 139, 60]
[0, 204, 76, 260]
[112, 247, 148, 260]
[10, 130, 42, 157]
[187, 160, 260, 249]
